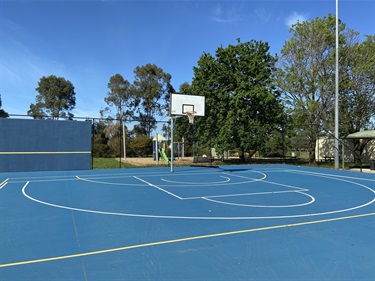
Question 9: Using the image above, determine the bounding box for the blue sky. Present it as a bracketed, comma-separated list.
[1, 0, 374, 120]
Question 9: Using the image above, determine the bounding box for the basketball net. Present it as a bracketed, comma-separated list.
[185, 111, 196, 124]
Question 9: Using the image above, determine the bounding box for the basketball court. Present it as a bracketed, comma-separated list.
[1, 94, 375, 280]
[1, 164, 374, 280]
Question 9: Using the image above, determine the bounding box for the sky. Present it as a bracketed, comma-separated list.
[1, 0, 374, 121]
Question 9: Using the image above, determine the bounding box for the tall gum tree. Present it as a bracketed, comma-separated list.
[278, 14, 375, 164]
[339, 34, 375, 162]
[277, 14, 346, 164]
[100, 73, 135, 156]
[101, 73, 134, 121]
[132, 63, 172, 137]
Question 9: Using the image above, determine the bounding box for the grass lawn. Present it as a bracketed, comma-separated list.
[93, 158, 136, 169]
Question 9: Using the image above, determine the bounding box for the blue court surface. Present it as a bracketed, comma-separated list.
[1, 164, 374, 281]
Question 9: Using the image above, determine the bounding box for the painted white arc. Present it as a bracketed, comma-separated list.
[21, 171, 375, 220]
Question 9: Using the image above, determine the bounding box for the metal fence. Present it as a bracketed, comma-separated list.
[4, 114, 374, 169]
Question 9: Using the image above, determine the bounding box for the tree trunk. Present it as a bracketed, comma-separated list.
[308, 136, 317, 165]
[240, 148, 246, 162]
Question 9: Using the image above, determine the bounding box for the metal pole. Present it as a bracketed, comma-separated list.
[119, 120, 122, 169]
[156, 133, 159, 165]
[342, 141, 345, 169]
[334, 0, 340, 169]
[123, 121, 126, 160]
[91, 118, 95, 169]
[182, 137, 185, 159]
[170, 117, 174, 172]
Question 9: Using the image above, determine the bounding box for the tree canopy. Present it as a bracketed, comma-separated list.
[132, 63, 173, 137]
[339, 34, 375, 134]
[277, 14, 375, 163]
[28, 75, 76, 119]
[277, 14, 344, 163]
[101, 73, 134, 121]
[338, 34, 375, 162]
[18, 13, 374, 164]
[178, 39, 284, 160]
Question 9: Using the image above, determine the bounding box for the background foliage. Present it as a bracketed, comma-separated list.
[2, 15, 374, 165]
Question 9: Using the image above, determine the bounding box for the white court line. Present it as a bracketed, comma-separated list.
[183, 189, 310, 200]
[11, 177, 80, 184]
[199, 171, 315, 208]
[21, 176, 375, 220]
[76, 176, 145, 186]
[133, 176, 183, 200]
[77, 171, 265, 187]
[160, 176, 231, 185]
[19, 168, 375, 220]
[21, 172, 375, 220]
[8, 168, 208, 182]
[286, 169, 375, 182]
[203, 190, 315, 208]
[222, 172, 308, 192]
[202, 195, 315, 208]
[0, 178, 9, 189]
[75, 169, 223, 180]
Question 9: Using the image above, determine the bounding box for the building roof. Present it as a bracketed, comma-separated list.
[346, 130, 375, 139]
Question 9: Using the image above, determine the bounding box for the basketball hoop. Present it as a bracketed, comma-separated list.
[185, 111, 196, 124]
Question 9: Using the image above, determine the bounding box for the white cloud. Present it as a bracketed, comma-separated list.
[285, 11, 307, 27]
[211, 4, 241, 24]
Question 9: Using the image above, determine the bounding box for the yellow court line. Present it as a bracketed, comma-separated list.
[0, 178, 9, 188]
[1, 212, 374, 268]
[0, 151, 91, 155]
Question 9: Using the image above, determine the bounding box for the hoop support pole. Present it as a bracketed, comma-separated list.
[169, 115, 182, 172]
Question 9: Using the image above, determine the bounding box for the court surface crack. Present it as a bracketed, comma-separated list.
[67, 184, 88, 281]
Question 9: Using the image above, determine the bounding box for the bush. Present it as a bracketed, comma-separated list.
[93, 143, 113, 158]
[92, 131, 113, 157]
[128, 135, 152, 157]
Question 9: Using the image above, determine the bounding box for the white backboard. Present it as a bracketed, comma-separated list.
[170, 94, 205, 116]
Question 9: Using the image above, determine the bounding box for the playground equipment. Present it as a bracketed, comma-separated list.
[152, 134, 168, 164]
[153, 134, 186, 165]
[159, 148, 169, 164]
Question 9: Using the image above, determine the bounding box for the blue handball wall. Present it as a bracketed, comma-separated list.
[0, 119, 92, 172]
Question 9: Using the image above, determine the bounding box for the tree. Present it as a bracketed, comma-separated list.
[102, 121, 124, 157]
[339, 34, 375, 162]
[278, 14, 375, 164]
[100, 74, 136, 159]
[28, 75, 76, 119]
[276, 14, 346, 164]
[128, 135, 153, 157]
[101, 74, 134, 121]
[0, 95, 9, 118]
[188, 39, 284, 160]
[92, 120, 113, 157]
[132, 64, 172, 137]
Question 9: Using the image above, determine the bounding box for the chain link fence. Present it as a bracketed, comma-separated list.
[5, 114, 374, 168]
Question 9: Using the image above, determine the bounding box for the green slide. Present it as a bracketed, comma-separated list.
[159, 149, 169, 164]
